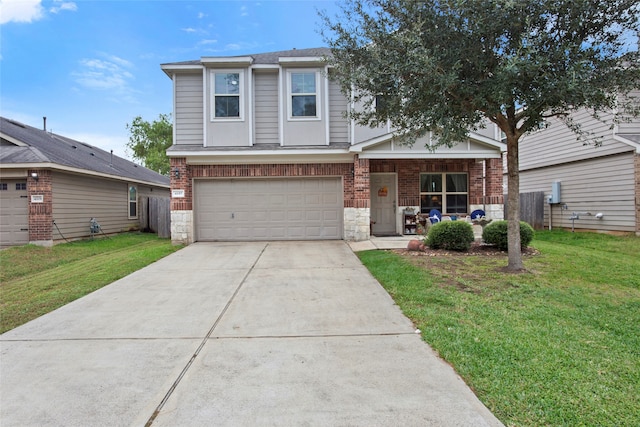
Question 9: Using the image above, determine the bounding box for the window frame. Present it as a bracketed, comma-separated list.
[287, 70, 321, 121]
[128, 184, 138, 219]
[419, 172, 469, 215]
[210, 70, 244, 121]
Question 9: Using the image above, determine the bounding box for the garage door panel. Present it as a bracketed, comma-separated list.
[195, 178, 342, 241]
[0, 180, 29, 247]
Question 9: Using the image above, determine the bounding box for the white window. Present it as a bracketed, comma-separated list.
[212, 71, 243, 120]
[420, 173, 468, 214]
[128, 184, 138, 219]
[288, 71, 319, 119]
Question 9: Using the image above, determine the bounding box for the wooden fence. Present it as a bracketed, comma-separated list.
[504, 191, 545, 230]
[139, 196, 170, 238]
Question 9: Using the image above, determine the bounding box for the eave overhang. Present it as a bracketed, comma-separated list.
[0, 162, 170, 188]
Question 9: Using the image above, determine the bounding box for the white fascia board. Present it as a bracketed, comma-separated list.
[201, 56, 253, 66]
[279, 57, 325, 64]
[358, 152, 503, 160]
[613, 134, 640, 153]
[160, 64, 202, 78]
[169, 149, 352, 164]
[251, 64, 280, 69]
[0, 163, 170, 188]
[468, 131, 507, 151]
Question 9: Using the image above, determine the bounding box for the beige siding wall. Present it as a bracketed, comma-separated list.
[519, 109, 631, 171]
[519, 153, 636, 232]
[51, 172, 141, 240]
[253, 70, 279, 145]
[175, 73, 204, 145]
[328, 75, 349, 144]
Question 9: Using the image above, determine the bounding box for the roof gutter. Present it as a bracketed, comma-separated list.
[0, 162, 170, 188]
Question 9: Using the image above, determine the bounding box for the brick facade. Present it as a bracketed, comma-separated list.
[169, 155, 504, 243]
[27, 169, 53, 245]
[370, 158, 504, 207]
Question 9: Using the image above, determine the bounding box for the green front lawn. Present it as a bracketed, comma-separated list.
[0, 233, 182, 333]
[359, 230, 639, 427]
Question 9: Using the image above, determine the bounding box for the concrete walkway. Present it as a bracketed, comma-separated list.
[0, 241, 503, 426]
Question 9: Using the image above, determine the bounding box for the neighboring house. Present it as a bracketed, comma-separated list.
[517, 107, 640, 235]
[161, 47, 506, 245]
[0, 117, 170, 247]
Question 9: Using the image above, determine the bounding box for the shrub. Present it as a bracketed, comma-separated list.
[482, 220, 535, 250]
[426, 220, 475, 251]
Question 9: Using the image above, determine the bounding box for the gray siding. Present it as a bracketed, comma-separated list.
[328, 76, 349, 144]
[519, 109, 632, 171]
[519, 153, 636, 232]
[253, 71, 279, 145]
[282, 68, 327, 146]
[175, 73, 204, 145]
[617, 90, 640, 134]
[51, 172, 140, 241]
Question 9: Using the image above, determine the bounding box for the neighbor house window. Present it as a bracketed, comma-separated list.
[15, 183, 26, 190]
[289, 71, 318, 118]
[212, 71, 242, 119]
[128, 185, 138, 219]
[420, 173, 468, 214]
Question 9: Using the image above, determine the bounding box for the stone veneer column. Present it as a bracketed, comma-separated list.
[170, 158, 194, 245]
[344, 155, 371, 241]
[28, 169, 53, 246]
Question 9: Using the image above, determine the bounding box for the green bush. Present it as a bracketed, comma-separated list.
[482, 220, 535, 250]
[426, 220, 475, 251]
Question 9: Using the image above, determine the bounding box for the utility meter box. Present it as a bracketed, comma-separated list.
[548, 181, 561, 204]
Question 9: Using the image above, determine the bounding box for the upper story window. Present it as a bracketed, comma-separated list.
[289, 71, 319, 119]
[212, 71, 243, 120]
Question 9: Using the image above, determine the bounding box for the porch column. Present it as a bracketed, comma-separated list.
[635, 153, 640, 236]
[344, 154, 371, 241]
[28, 169, 53, 246]
[170, 157, 193, 245]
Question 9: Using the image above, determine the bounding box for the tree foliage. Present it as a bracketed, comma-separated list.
[126, 114, 172, 176]
[321, 0, 640, 270]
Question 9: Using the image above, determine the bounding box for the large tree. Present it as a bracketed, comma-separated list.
[126, 114, 172, 176]
[321, 0, 640, 271]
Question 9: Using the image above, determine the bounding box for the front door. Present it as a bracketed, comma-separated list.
[370, 173, 397, 236]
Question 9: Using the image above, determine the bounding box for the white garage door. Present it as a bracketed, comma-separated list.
[194, 178, 343, 241]
[0, 180, 29, 247]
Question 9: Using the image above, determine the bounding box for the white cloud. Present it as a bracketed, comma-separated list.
[198, 39, 217, 45]
[71, 53, 139, 103]
[49, 0, 76, 14]
[182, 27, 197, 33]
[0, 0, 44, 24]
[197, 12, 206, 19]
[240, 5, 248, 17]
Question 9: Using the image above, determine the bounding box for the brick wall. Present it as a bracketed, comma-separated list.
[170, 158, 362, 208]
[27, 169, 53, 244]
[370, 158, 504, 207]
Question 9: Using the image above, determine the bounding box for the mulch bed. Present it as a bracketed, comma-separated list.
[396, 240, 540, 257]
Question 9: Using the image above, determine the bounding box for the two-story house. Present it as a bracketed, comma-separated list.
[517, 104, 640, 235]
[161, 47, 506, 245]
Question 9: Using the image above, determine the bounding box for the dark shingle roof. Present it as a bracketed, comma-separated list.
[162, 47, 332, 67]
[0, 117, 169, 187]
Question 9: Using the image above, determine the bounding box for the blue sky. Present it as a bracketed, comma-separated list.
[0, 0, 341, 159]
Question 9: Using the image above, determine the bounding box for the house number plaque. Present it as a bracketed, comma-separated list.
[172, 189, 185, 198]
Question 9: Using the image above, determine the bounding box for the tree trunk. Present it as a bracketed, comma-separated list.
[506, 134, 524, 271]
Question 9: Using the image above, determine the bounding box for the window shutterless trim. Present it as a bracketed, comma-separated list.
[210, 69, 245, 122]
[286, 69, 321, 121]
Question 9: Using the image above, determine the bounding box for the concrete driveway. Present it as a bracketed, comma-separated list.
[0, 241, 503, 426]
